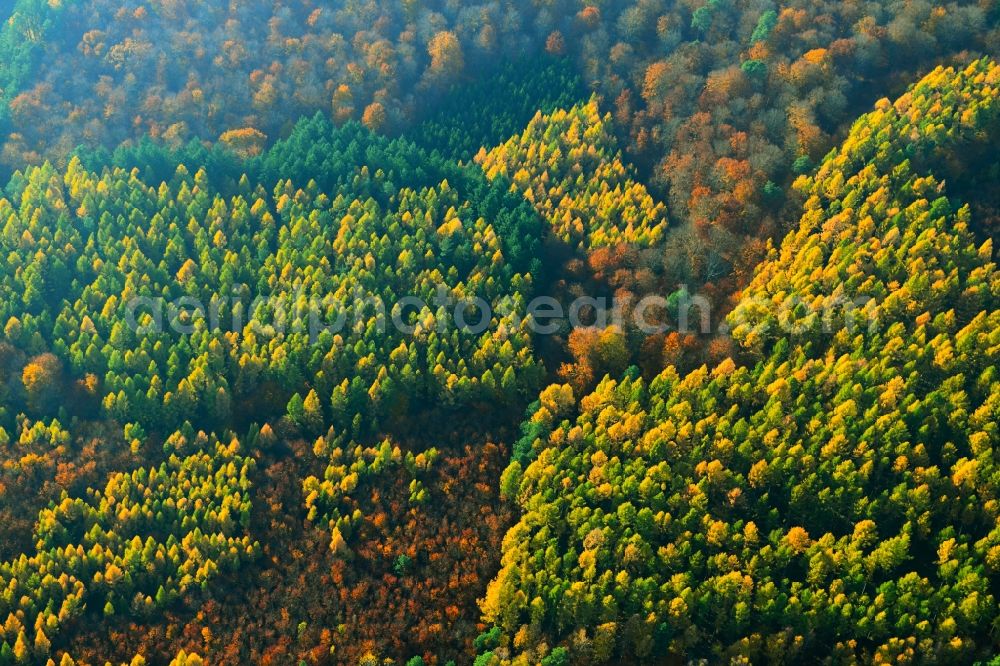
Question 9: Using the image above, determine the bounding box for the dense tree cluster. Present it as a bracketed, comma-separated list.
[253, 115, 547, 276]
[54, 426, 516, 665]
[0, 0, 569, 172]
[0, 0, 73, 137]
[409, 59, 586, 164]
[474, 96, 746, 394]
[2, 0, 993, 358]
[15, 648, 207, 666]
[0, 117, 543, 442]
[4, 0, 994, 269]
[0, 99, 565, 663]
[0, 429, 257, 664]
[477, 99, 668, 251]
[563, 0, 1000, 241]
[304, 434, 440, 552]
[0, 417, 138, 561]
[480, 59, 1000, 664]
[0, 107, 565, 663]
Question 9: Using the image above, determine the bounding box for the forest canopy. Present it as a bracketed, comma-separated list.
[0, 1, 996, 664]
[480, 58, 1000, 665]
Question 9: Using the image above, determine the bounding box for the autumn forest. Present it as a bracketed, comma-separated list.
[0, 0, 997, 664]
